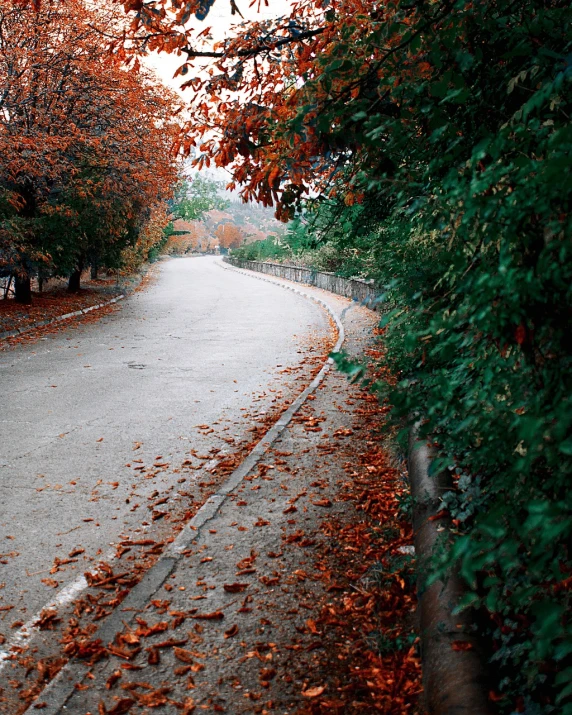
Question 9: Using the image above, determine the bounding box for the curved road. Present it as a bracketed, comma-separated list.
[0, 256, 331, 636]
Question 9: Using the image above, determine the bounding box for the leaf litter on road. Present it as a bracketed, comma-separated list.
[0, 298, 421, 714]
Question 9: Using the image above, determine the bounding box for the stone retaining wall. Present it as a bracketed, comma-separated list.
[224, 258, 382, 310]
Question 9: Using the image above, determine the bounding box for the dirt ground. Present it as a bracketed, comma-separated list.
[0, 268, 149, 337]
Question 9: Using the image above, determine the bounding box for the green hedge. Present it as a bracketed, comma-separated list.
[282, 1, 572, 710]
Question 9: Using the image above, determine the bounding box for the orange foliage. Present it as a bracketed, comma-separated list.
[0, 0, 181, 276]
[215, 222, 244, 250]
[165, 220, 209, 254]
[97, 0, 437, 222]
[12, 1, 422, 222]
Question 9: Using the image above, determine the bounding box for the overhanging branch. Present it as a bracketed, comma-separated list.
[183, 27, 326, 60]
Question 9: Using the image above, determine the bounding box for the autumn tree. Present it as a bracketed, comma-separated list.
[166, 218, 203, 253]
[215, 221, 243, 251]
[0, 0, 181, 301]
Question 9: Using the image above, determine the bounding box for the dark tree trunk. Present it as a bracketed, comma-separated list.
[3, 275, 13, 299]
[68, 269, 82, 293]
[90, 260, 98, 280]
[68, 257, 84, 293]
[14, 275, 32, 304]
[38, 272, 44, 293]
[14, 183, 36, 304]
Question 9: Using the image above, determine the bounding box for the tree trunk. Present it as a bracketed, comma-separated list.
[68, 269, 82, 293]
[3, 275, 13, 299]
[14, 274, 32, 304]
[68, 257, 84, 293]
[408, 425, 494, 715]
[90, 260, 98, 280]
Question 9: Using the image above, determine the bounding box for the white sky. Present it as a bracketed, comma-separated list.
[145, 0, 292, 93]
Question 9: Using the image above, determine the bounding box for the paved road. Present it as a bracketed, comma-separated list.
[0, 256, 330, 634]
[39, 287, 380, 715]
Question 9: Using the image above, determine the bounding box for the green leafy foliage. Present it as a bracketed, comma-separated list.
[359, 5, 571, 709]
[237, 0, 572, 710]
[172, 176, 230, 222]
[231, 197, 388, 276]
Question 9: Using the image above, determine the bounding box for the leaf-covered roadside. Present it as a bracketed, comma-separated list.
[0, 275, 121, 336]
[17, 319, 422, 715]
[305, 384, 421, 714]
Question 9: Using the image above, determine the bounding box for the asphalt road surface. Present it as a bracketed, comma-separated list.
[0, 256, 330, 636]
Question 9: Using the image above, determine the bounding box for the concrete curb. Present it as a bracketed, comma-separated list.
[0, 295, 125, 342]
[25, 258, 346, 714]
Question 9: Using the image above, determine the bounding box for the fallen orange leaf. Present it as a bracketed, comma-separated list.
[302, 685, 325, 698]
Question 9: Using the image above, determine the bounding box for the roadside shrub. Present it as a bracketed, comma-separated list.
[284, 2, 572, 710]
